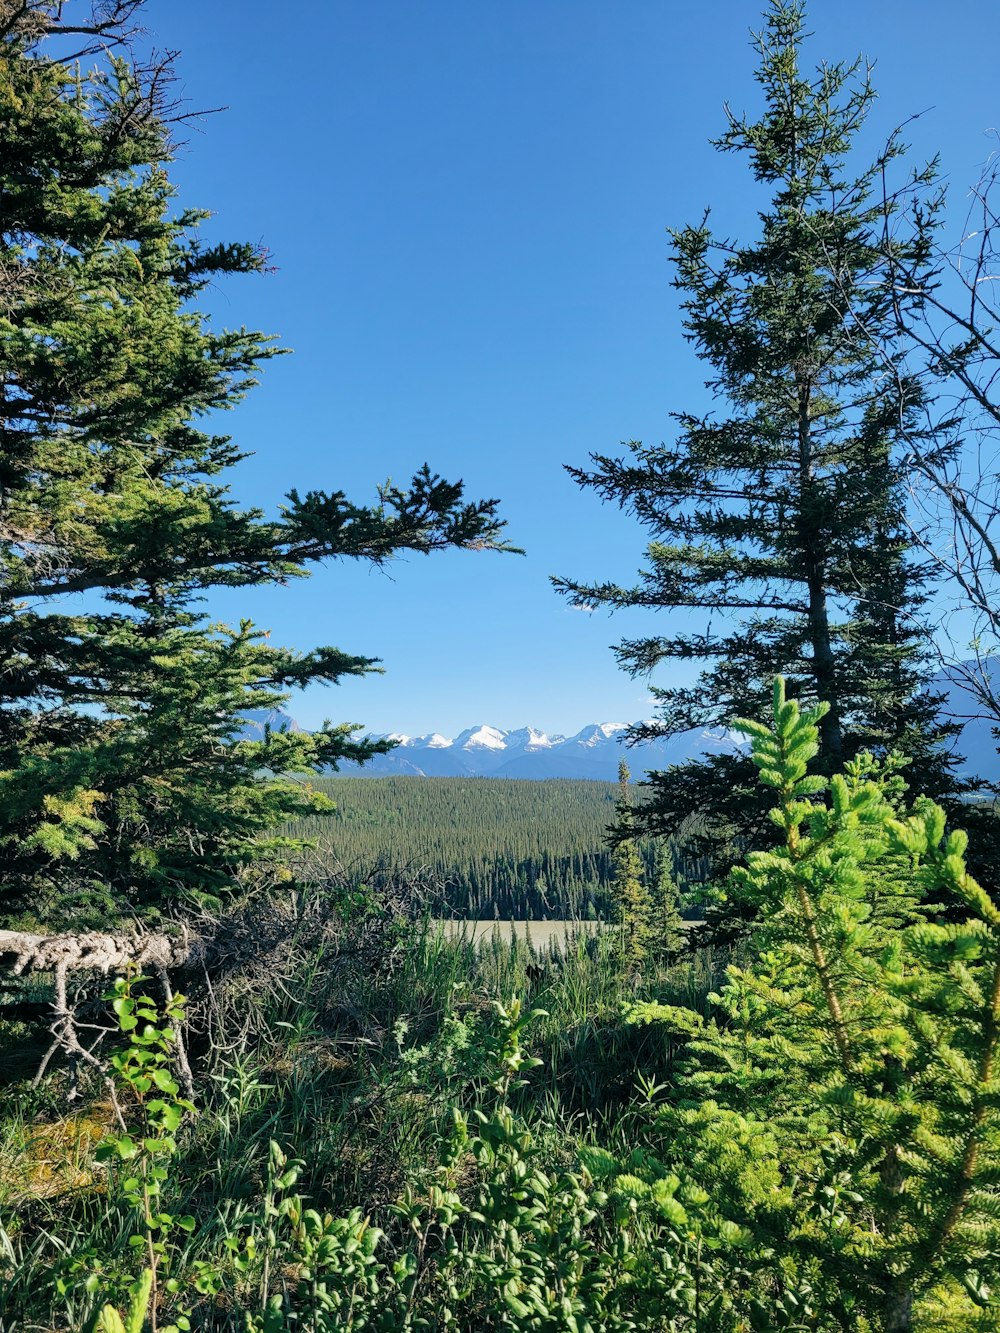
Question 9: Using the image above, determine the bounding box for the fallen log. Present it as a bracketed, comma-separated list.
[0, 927, 203, 976]
[0, 928, 203, 1102]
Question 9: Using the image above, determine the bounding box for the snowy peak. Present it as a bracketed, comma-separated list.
[391, 731, 453, 748]
[570, 722, 629, 748]
[328, 718, 742, 780]
[389, 723, 628, 757]
[504, 726, 561, 750]
[454, 724, 509, 751]
[237, 709, 745, 780]
[251, 662, 1000, 785]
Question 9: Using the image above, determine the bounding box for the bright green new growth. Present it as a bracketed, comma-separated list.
[657, 677, 1000, 1329]
[86, 1271, 153, 1333]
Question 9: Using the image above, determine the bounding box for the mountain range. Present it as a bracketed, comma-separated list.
[238, 710, 738, 780]
[343, 721, 740, 781]
[239, 662, 1000, 784]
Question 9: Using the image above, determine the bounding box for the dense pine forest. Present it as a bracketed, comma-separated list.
[293, 777, 701, 919]
[5, 3, 1000, 1331]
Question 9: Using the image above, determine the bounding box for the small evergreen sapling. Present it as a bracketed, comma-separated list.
[653, 679, 1000, 1330]
[649, 843, 687, 966]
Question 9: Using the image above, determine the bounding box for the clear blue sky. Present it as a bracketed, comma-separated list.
[154, 1, 1000, 737]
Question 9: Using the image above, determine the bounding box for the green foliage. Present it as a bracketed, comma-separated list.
[609, 761, 654, 966]
[0, 886, 725, 1331]
[238, 1142, 387, 1333]
[385, 1000, 708, 1332]
[0, 3, 510, 927]
[555, 0, 976, 878]
[636, 678, 1000, 1328]
[7, 5, 1000, 1330]
[294, 776, 699, 920]
[14, 791, 1000, 1329]
[82, 1269, 154, 1333]
[649, 843, 687, 966]
[89, 975, 196, 1332]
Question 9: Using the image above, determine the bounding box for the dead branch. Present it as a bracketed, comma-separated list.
[0, 926, 202, 976]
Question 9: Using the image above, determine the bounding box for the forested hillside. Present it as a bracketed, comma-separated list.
[292, 777, 701, 918]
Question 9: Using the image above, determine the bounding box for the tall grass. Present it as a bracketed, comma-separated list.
[0, 904, 723, 1331]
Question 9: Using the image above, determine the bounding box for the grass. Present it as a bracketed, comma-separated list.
[0, 901, 725, 1331]
[0, 899, 990, 1330]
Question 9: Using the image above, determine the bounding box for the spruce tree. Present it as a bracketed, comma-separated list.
[610, 759, 652, 966]
[0, 3, 511, 927]
[648, 682, 1000, 1329]
[555, 1, 967, 872]
[649, 843, 686, 965]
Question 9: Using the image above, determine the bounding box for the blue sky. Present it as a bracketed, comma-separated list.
[155, 1, 1000, 737]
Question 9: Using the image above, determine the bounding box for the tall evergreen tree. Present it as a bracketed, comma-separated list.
[649, 843, 686, 965]
[0, 2, 511, 927]
[555, 1, 967, 872]
[610, 759, 652, 965]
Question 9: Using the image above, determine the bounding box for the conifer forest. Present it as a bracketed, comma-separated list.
[292, 776, 705, 921]
[5, 3, 1000, 1329]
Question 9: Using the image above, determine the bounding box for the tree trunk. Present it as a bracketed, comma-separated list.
[797, 375, 843, 763]
[0, 927, 202, 976]
[883, 1278, 913, 1333]
[879, 1137, 913, 1333]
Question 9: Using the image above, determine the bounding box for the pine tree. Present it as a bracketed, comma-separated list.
[610, 760, 652, 966]
[650, 681, 1000, 1330]
[554, 1, 967, 874]
[649, 843, 686, 965]
[0, 3, 512, 927]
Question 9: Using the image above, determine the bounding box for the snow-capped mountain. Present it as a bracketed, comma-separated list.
[452, 725, 509, 751]
[573, 723, 630, 747]
[504, 726, 559, 751]
[234, 661, 1000, 783]
[333, 720, 740, 780]
[387, 732, 452, 749]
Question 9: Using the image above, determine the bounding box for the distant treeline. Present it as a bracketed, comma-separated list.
[289, 777, 704, 918]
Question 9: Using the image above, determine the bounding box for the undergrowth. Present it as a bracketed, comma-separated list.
[0, 907, 718, 1331]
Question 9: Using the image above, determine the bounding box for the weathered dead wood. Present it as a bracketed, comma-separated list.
[0, 928, 205, 1096]
[0, 927, 203, 976]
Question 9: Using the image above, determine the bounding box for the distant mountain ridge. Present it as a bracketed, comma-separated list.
[235, 708, 737, 779]
[930, 659, 1000, 785]
[236, 661, 1000, 783]
[341, 720, 737, 781]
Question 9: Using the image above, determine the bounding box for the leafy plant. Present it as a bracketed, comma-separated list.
[88, 975, 196, 1333]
